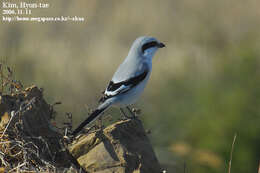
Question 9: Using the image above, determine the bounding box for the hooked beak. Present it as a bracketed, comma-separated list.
[157, 42, 166, 48]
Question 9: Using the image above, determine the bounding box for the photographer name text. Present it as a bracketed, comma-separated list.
[2, 1, 85, 23]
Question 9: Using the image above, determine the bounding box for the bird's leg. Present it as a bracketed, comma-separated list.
[120, 108, 131, 119]
[126, 106, 136, 118]
[97, 114, 104, 131]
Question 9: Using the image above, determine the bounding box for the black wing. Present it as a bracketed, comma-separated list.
[99, 70, 148, 102]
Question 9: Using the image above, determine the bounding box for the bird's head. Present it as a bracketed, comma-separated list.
[130, 36, 165, 60]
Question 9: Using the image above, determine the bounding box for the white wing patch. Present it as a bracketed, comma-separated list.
[105, 84, 131, 97]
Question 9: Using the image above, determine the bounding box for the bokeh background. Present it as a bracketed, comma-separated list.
[1, 0, 260, 172]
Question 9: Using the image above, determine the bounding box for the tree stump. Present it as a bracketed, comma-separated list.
[0, 86, 77, 170]
[69, 119, 161, 173]
[0, 85, 162, 172]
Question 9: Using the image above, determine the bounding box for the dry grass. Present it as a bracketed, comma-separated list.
[0, 64, 82, 172]
[228, 133, 237, 173]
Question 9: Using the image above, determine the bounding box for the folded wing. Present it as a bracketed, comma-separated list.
[99, 70, 148, 103]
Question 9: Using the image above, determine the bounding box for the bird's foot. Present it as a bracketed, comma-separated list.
[97, 116, 105, 131]
[131, 107, 142, 116]
[120, 108, 132, 119]
[126, 106, 141, 119]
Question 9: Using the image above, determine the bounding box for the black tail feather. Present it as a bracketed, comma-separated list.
[72, 107, 106, 136]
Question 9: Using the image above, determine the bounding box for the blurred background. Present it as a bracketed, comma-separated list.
[1, 0, 260, 172]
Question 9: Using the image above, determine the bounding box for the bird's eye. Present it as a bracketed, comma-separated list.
[141, 41, 158, 53]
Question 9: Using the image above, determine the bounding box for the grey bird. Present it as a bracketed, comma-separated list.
[72, 36, 165, 135]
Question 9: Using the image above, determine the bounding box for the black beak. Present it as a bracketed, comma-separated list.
[157, 42, 165, 48]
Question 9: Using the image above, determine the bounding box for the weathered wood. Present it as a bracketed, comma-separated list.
[70, 119, 161, 173]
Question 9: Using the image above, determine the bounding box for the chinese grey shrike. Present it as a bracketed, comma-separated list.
[72, 36, 165, 135]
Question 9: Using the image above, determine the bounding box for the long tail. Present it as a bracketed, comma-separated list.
[72, 102, 111, 136]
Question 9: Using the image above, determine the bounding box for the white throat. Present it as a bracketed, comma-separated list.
[143, 47, 158, 60]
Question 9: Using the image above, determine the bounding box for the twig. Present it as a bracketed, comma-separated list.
[184, 162, 187, 173]
[23, 136, 54, 163]
[228, 133, 237, 173]
[0, 111, 15, 138]
[0, 63, 3, 93]
[0, 140, 17, 144]
[0, 97, 36, 139]
[63, 112, 73, 135]
[258, 160, 260, 173]
[8, 162, 27, 172]
[0, 151, 9, 167]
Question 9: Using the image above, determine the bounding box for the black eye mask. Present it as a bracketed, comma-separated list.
[141, 41, 158, 53]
